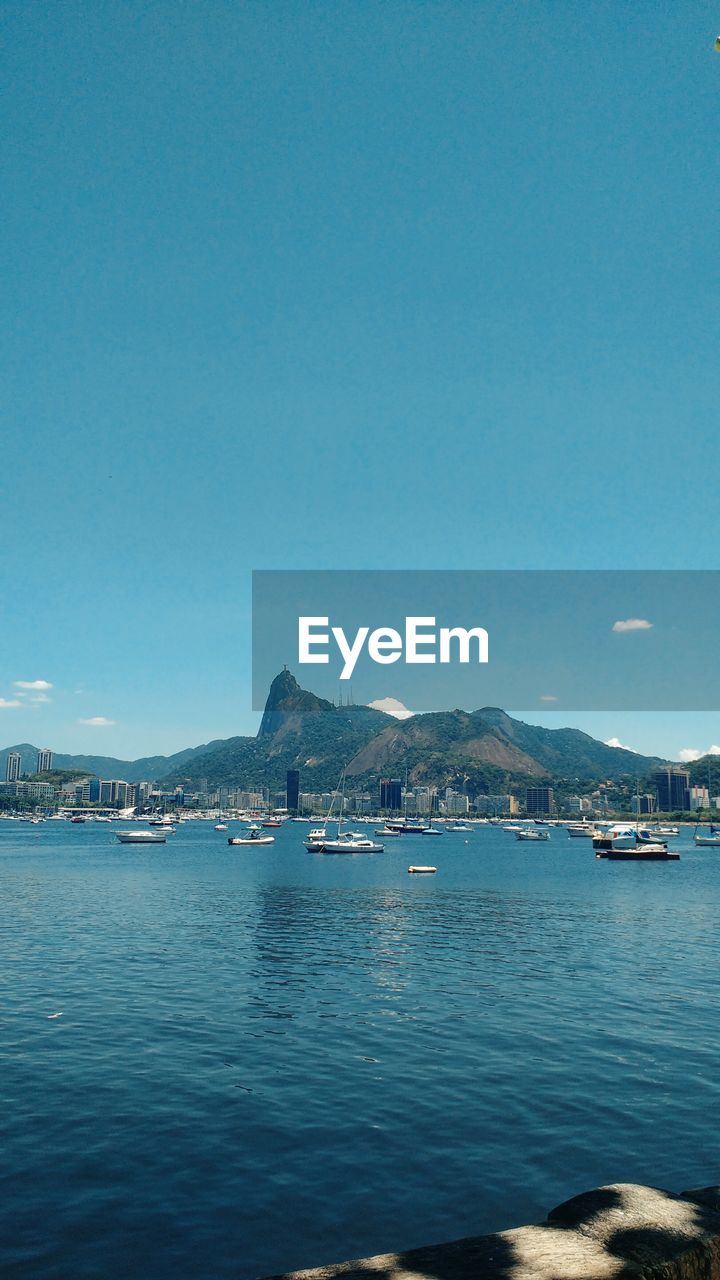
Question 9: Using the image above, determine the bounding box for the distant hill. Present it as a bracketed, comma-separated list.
[0, 741, 225, 784]
[0, 672, 671, 797]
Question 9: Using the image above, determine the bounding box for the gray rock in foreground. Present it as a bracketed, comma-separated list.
[261, 1183, 720, 1280]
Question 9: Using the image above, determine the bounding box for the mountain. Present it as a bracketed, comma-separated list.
[0, 673, 671, 797]
[161, 671, 393, 793]
[160, 673, 667, 796]
[344, 706, 665, 788]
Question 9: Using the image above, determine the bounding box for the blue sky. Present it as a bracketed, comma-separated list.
[2, 2, 718, 761]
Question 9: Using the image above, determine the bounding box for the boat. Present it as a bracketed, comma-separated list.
[70, 816, 85, 824]
[322, 832, 384, 854]
[593, 823, 661, 853]
[446, 822, 472, 832]
[304, 768, 347, 851]
[374, 826, 401, 838]
[567, 823, 594, 837]
[228, 824, 274, 846]
[516, 828, 550, 841]
[386, 819, 431, 833]
[602, 845, 680, 861]
[408, 865, 437, 874]
[694, 823, 720, 847]
[262, 817, 283, 828]
[115, 829, 167, 844]
[305, 827, 328, 852]
[214, 823, 228, 831]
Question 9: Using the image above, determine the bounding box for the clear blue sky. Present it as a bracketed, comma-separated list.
[2, 2, 718, 760]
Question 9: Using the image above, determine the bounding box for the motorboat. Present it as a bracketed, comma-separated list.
[115, 829, 167, 844]
[592, 824, 663, 853]
[262, 817, 283, 828]
[446, 822, 472, 832]
[228, 824, 274, 846]
[516, 828, 550, 841]
[374, 826, 400, 838]
[602, 845, 680, 861]
[214, 823, 228, 831]
[305, 827, 327, 851]
[567, 823, 595, 837]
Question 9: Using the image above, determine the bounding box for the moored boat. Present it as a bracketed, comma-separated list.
[228, 824, 274, 846]
[115, 829, 167, 844]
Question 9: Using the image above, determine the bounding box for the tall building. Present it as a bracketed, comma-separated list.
[654, 767, 690, 812]
[380, 778, 402, 811]
[36, 748, 53, 774]
[286, 769, 300, 813]
[5, 752, 21, 783]
[526, 786, 554, 816]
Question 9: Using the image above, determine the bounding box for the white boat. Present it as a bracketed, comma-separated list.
[374, 826, 400, 838]
[694, 823, 720, 847]
[567, 823, 594, 837]
[115, 829, 167, 844]
[214, 823, 228, 831]
[446, 822, 472, 832]
[323, 832, 384, 854]
[305, 827, 328, 851]
[516, 828, 550, 841]
[408, 865, 437, 874]
[228, 824, 275, 846]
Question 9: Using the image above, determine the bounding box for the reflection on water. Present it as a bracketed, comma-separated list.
[1, 821, 719, 1279]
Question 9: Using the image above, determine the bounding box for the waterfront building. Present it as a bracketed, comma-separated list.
[379, 778, 402, 811]
[443, 791, 469, 815]
[474, 794, 517, 815]
[286, 769, 300, 813]
[6, 752, 21, 783]
[689, 785, 710, 811]
[654, 767, 690, 811]
[36, 748, 53, 774]
[631, 794, 657, 815]
[526, 786, 554, 816]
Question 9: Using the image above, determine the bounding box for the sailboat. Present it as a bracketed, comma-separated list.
[693, 762, 720, 845]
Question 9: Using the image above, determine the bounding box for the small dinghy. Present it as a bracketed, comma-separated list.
[408, 865, 437, 874]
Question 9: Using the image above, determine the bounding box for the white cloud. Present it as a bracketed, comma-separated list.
[0, 698, 22, 709]
[78, 716, 115, 727]
[540, 694, 558, 702]
[612, 618, 653, 633]
[678, 745, 720, 763]
[367, 697, 414, 720]
[14, 679, 53, 690]
[605, 737, 637, 752]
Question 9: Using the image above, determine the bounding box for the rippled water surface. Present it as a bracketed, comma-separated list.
[1, 820, 719, 1278]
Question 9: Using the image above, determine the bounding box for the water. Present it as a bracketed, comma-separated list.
[1, 820, 718, 1279]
